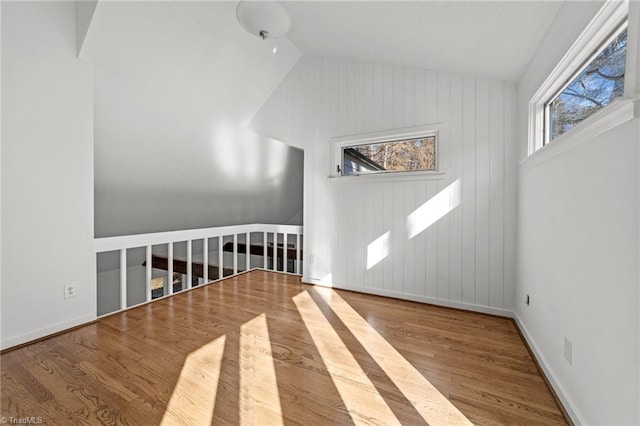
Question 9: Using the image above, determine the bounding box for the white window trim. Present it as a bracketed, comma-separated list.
[330, 123, 446, 182]
[521, 96, 638, 171]
[527, 0, 629, 156]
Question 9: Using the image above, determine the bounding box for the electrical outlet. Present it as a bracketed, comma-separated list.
[64, 284, 77, 299]
[525, 294, 530, 306]
[564, 337, 572, 364]
[309, 255, 315, 265]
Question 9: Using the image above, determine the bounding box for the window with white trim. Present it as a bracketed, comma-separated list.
[545, 22, 628, 143]
[340, 136, 436, 176]
[528, 0, 630, 155]
[332, 124, 440, 178]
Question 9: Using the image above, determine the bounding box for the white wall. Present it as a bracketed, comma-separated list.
[251, 56, 518, 314]
[1, 1, 95, 349]
[516, 1, 640, 424]
[80, 1, 304, 238]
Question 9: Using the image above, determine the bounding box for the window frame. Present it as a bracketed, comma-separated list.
[527, 0, 630, 156]
[330, 124, 444, 181]
[543, 20, 628, 145]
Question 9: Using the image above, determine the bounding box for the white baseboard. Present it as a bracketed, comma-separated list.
[1, 312, 95, 351]
[513, 313, 585, 425]
[301, 276, 512, 317]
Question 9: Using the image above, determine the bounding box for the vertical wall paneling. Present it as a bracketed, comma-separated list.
[503, 83, 517, 310]
[382, 182, 394, 291]
[336, 183, 346, 284]
[362, 63, 373, 134]
[461, 75, 477, 304]
[449, 74, 464, 301]
[337, 61, 347, 137]
[383, 65, 394, 130]
[403, 182, 416, 294]
[392, 182, 405, 294]
[346, 61, 356, 136]
[437, 73, 451, 299]
[392, 66, 404, 129]
[373, 64, 384, 133]
[403, 68, 415, 128]
[366, 184, 376, 290]
[475, 79, 491, 307]
[250, 56, 516, 315]
[414, 69, 426, 127]
[367, 185, 387, 289]
[489, 81, 505, 308]
[413, 180, 427, 297]
[425, 181, 438, 298]
[354, 182, 365, 287]
[426, 71, 438, 124]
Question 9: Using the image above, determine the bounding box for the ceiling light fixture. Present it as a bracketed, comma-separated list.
[236, 1, 291, 41]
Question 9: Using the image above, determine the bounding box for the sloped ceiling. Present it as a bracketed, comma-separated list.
[82, 1, 303, 237]
[281, 1, 563, 82]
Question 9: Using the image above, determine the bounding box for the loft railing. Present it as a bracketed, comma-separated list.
[94, 223, 303, 316]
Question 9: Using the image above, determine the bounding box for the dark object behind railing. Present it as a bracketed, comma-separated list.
[222, 242, 302, 260]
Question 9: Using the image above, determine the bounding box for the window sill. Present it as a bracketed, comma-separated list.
[521, 97, 638, 171]
[329, 170, 448, 183]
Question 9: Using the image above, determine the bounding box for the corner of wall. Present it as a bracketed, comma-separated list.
[513, 313, 585, 425]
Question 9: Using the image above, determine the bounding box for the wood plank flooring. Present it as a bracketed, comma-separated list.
[1, 271, 567, 425]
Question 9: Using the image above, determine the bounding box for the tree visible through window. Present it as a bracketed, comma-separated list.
[341, 136, 436, 176]
[547, 24, 627, 142]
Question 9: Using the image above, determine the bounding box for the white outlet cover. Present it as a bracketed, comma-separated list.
[564, 337, 572, 364]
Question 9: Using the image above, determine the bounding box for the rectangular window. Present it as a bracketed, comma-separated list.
[341, 136, 436, 176]
[545, 22, 627, 143]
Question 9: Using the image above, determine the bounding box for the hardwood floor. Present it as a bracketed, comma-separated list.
[1, 271, 567, 425]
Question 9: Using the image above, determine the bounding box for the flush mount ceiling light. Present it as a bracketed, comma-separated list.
[236, 1, 291, 40]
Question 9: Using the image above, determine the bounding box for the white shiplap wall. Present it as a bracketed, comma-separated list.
[250, 56, 517, 314]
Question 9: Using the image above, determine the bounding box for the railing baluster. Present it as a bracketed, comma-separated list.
[296, 233, 301, 275]
[263, 231, 267, 269]
[283, 233, 288, 273]
[186, 240, 192, 289]
[273, 232, 278, 271]
[246, 232, 250, 272]
[168, 243, 174, 295]
[233, 234, 238, 275]
[120, 248, 127, 310]
[146, 245, 152, 302]
[218, 236, 223, 279]
[203, 238, 209, 283]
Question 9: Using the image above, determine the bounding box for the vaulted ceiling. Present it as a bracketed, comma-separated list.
[281, 1, 563, 82]
[82, 1, 563, 236]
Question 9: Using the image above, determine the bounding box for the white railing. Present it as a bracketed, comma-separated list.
[95, 223, 303, 316]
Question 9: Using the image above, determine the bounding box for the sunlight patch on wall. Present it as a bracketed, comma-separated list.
[314, 273, 333, 286]
[161, 335, 226, 426]
[366, 231, 391, 269]
[314, 287, 472, 425]
[211, 122, 287, 184]
[407, 179, 461, 239]
[292, 291, 400, 424]
[240, 313, 283, 425]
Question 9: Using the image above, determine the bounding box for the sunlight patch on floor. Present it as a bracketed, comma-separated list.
[314, 286, 472, 425]
[293, 291, 401, 425]
[239, 313, 284, 426]
[161, 335, 226, 426]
